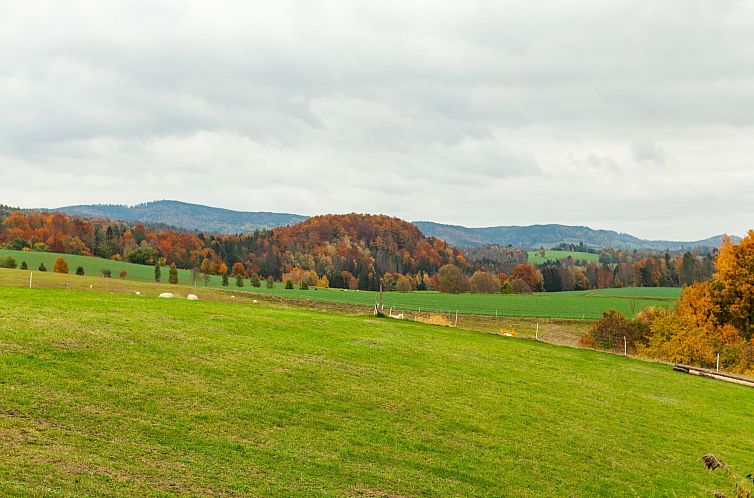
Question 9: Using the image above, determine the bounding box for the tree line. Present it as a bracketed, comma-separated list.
[580, 233, 754, 375]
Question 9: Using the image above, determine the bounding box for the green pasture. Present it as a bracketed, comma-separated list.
[0, 286, 749, 496]
[0, 250, 679, 319]
[527, 250, 600, 265]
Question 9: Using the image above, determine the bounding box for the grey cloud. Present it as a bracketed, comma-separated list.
[0, 0, 753, 240]
[631, 140, 667, 165]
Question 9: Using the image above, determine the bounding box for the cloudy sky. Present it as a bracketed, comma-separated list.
[1, 1, 752, 240]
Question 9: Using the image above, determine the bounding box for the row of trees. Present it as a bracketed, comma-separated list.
[581, 233, 754, 374]
[0, 211, 464, 289]
[0, 209, 718, 294]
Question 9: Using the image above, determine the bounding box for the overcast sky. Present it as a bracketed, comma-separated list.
[1, 1, 752, 240]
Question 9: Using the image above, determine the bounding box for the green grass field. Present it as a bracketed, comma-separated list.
[0, 285, 750, 496]
[0, 250, 680, 319]
[527, 250, 600, 265]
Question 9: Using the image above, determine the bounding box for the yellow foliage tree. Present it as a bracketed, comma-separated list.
[714, 231, 754, 339]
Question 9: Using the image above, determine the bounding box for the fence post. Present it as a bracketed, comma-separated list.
[624, 336, 627, 356]
[536, 322, 539, 340]
[716, 353, 720, 372]
[455, 309, 458, 327]
[29, 271, 33, 289]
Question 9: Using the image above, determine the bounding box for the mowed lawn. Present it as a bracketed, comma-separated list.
[0, 250, 679, 319]
[0, 286, 750, 496]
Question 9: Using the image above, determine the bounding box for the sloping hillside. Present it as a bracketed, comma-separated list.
[0, 285, 749, 496]
[55, 200, 308, 233]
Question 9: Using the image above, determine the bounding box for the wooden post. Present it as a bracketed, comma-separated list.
[29, 272, 32, 289]
[379, 283, 383, 311]
[624, 336, 627, 356]
[536, 322, 539, 339]
[455, 309, 458, 327]
[716, 353, 720, 373]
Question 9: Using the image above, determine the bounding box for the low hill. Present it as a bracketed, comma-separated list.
[0, 284, 748, 496]
[50, 200, 736, 250]
[55, 200, 308, 233]
[414, 221, 736, 250]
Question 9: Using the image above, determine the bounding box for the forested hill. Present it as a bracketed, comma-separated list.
[55, 200, 308, 233]
[0, 210, 462, 288]
[413, 221, 736, 250]
[49, 200, 736, 250]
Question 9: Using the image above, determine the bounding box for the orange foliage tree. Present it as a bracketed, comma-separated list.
[53, 257, 69, 274]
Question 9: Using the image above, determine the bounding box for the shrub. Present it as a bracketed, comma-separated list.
[75, 266, 85, 276]
[250, 273, 261, 288]
[285, 280, 294, 289]
[436, 264, 468, 294]
[395, 275, 413, 292]
[509, 278, 531, 294]
[20, 261, 28, 270]
[154, 262, 161, 282]
[299, 281, 309, 290]
[236, 275, 244, 287]
[579, 309, 643, 352]
[222, 274, 229, 286]
[266, 276, 274, 288]
[119, 270, 127, 279]
[101, 268, 112, 278]
[0, 256, 17, 269]
[168, 263, 178, 284]
[53, 257, 68, 274]
[38, 262, 47, 272]
[469, 271, 502, 294]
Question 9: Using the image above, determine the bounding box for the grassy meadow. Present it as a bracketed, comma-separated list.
[0, 283, 750, 496]
[527, 250, 600, 265]
[0, 250, 679, 320]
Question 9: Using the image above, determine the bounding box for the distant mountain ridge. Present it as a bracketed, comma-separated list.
[412, 221, 737, 250]
[55, 200, 308, 233]
[52, 200, 737, 249]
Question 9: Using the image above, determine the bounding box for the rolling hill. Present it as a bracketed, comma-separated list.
[55, 200, 308, 233]
[413, 221, 736, 250]
[50, 200, 736, 249]
[0, 281, 748, 496]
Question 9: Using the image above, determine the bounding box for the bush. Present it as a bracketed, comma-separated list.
[509, 278, 531, 294]
[168, 263, 178, 284]
[579, 309, 641, 352]
[0, 256, 17, 269]
[236, 275, 244, 287]
[101, 268, 112, 278]
[53, 257, 69, 274]
[38, 262, 47, 272]
[20, 261, 28, 270]
[437, 264, 468, 294]
[75, 266, 85, 276]
[222, 274, 229, 286]
[250, 273, 261, 288]
[119, 270, 127, 279]
[154, 262, 161, 282]
[395, 275, 414, 292]
[299, 281, 309, 290]
[285, 280, 294, 290]
[469, 271, 502, 294]
[266, 276, 274, 289]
